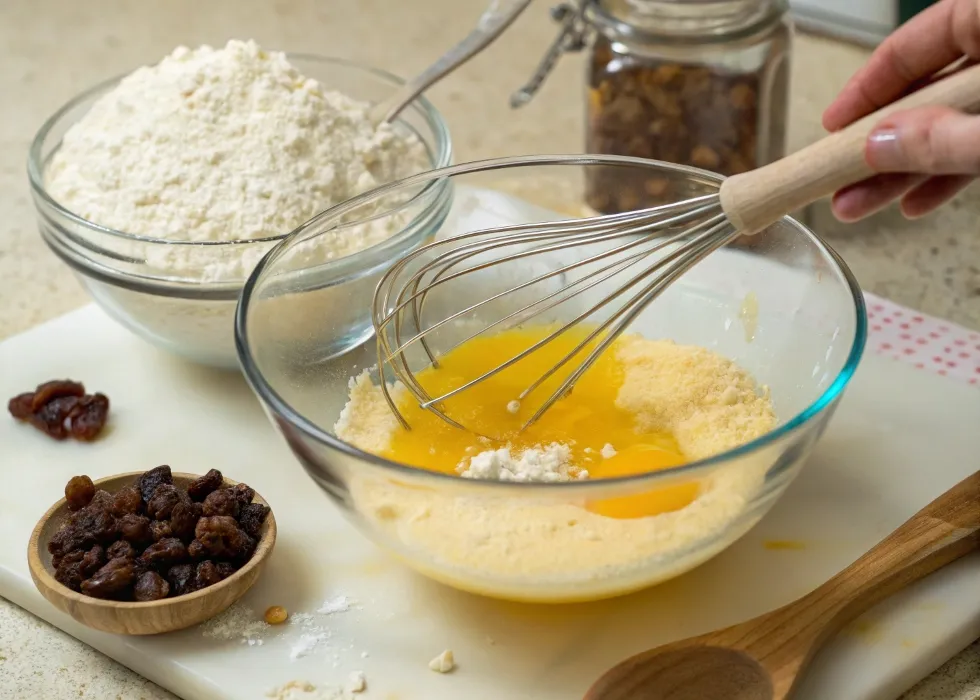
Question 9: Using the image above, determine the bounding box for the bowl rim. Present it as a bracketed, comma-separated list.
[28, 471, 277, 611]
[27, 49, 453, 299]
[235, 153, 869, 491]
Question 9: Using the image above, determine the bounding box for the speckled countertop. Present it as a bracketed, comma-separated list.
[1, 1, 978, 699]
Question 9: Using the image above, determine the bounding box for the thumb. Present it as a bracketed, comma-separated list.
[865, 105, 980, 175]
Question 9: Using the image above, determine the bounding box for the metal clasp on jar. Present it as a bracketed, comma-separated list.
[510, 1, 593, 108]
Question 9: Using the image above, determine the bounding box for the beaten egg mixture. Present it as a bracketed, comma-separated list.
[334, 329, 776, 601]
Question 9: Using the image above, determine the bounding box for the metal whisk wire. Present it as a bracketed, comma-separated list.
[368, 59, 980, 433]
[372, 193, 733, 431]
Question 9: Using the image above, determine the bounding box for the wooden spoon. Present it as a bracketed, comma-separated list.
[585, 470, 980, 700]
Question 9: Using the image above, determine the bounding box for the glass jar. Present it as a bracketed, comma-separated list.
[583, 0, 792, 214]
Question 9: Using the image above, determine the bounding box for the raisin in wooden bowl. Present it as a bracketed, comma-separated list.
[27, 470, 276, 635]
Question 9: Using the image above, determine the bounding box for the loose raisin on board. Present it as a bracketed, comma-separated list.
[146, 484, 185, 521]
[54, 550, 86, 591]
[106, 540, 136, 561]
[68, 393, 109, 441]
[117, 514, 152, 545]
[230, 483, 255, 506]
[133, 571, 170, 602]
[202, 489, 240, 518]
[239, 503, 270, 539]
[81, 558, 135, 599]
[193, 560, 222, 590]
[79, 545, 107, 577]
[65, 476, 96, 512]
[170, 502, 203, 542]
[166, 564, 195, 596]
[7, 392, 33, 420]
[139, 538, 187, 568]
[187, 539, 207, 560]
[149, 520, 173, 542]
[111, 485, 143, 517]
[138, 466, 173, 503]
[195, 516, 249, 559]
[29, 396, 80, 440]
[215, 562, 238, 580]
[31, 380, 85, 410]
[186, 469, 223, 502]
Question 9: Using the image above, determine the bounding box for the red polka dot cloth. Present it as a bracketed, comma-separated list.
[866, 293, 980, 387]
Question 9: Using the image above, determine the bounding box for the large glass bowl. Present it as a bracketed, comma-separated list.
[236, 155, 867, 603]
[28, 55, 453, 369]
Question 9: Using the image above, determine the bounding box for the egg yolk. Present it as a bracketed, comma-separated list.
[382, 327, 699, 519]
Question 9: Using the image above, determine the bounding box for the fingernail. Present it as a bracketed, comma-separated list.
[867, 129, 904, 171]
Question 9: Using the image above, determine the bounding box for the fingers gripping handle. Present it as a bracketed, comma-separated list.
[720, 62, 980, 235]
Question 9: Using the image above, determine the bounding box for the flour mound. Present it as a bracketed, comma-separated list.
[45, 39, 430, 280]
[457, 443, 588, 482]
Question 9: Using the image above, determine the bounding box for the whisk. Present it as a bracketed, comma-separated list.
[374, 63, 980, 432]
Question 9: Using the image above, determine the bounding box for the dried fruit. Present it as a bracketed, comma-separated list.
[146, 484, 186, 521]
[187, 539, 207, 560]
[149, 520, 173, 542]
[64, 476, 96, 512]
[137, 466, 173, 503]
[202, 489, 240, 518]
[193, 560, 223, 590]
[187, 469, 223, 502]
[54, 550, 87, 591]
[238, 502, 270, 538]
[30, 396, 80, 440]
[139, 537, 188, 569]
[215, 562, 238, 580]
[133, 571, 170, 602]
[79, 545, 107, 577]
[585, 35, 788, 240]
[48, 468, 268, 602]
[7, 392, 33, 420]
[195, 516, 249, 559]
[8, 380, 109, 441]
[31, 380, 85, 410]
[111, 485, 143, 517]
[106, 540, 136, 561]
[80, 558, 135, 599]
[230, 483, 255, 506]
[166, 563, 195, 597]
[117, 514, 152, 545]
[264, 605, 288, 625]
[69, 393, 110, 441]
[170, 501, 203, 542]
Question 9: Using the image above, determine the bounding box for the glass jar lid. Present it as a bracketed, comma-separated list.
[589, 0, 787, 43]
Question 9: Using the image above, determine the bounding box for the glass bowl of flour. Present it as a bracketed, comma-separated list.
[28, 40, 453, 369]
[236, 155, 867, 603]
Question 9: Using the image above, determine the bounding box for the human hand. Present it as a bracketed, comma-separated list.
[822, 0, 980, 222]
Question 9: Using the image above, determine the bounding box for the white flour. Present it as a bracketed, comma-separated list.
[46, 39, 431, 282]
[457, 442, 589, 482]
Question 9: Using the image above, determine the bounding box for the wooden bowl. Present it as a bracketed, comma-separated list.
[27, 471, 277, 635]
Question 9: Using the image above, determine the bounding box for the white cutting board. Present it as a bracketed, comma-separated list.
[1, 305, 980, 700]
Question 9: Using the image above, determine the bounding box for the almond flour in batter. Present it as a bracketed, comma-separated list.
[334, 334, 776, 599]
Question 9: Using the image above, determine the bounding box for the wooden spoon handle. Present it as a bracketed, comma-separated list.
[776, 469, 980, 650]
[719, 62, 980, 235]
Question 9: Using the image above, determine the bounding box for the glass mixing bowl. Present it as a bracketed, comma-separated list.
[236, 155, 867, 603]
[28, 55, 453, 369]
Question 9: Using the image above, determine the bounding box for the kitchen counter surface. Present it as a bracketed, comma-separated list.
[1, 1, 978, 698]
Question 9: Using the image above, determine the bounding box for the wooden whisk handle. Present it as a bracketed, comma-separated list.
[719, 62, 980, 235]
